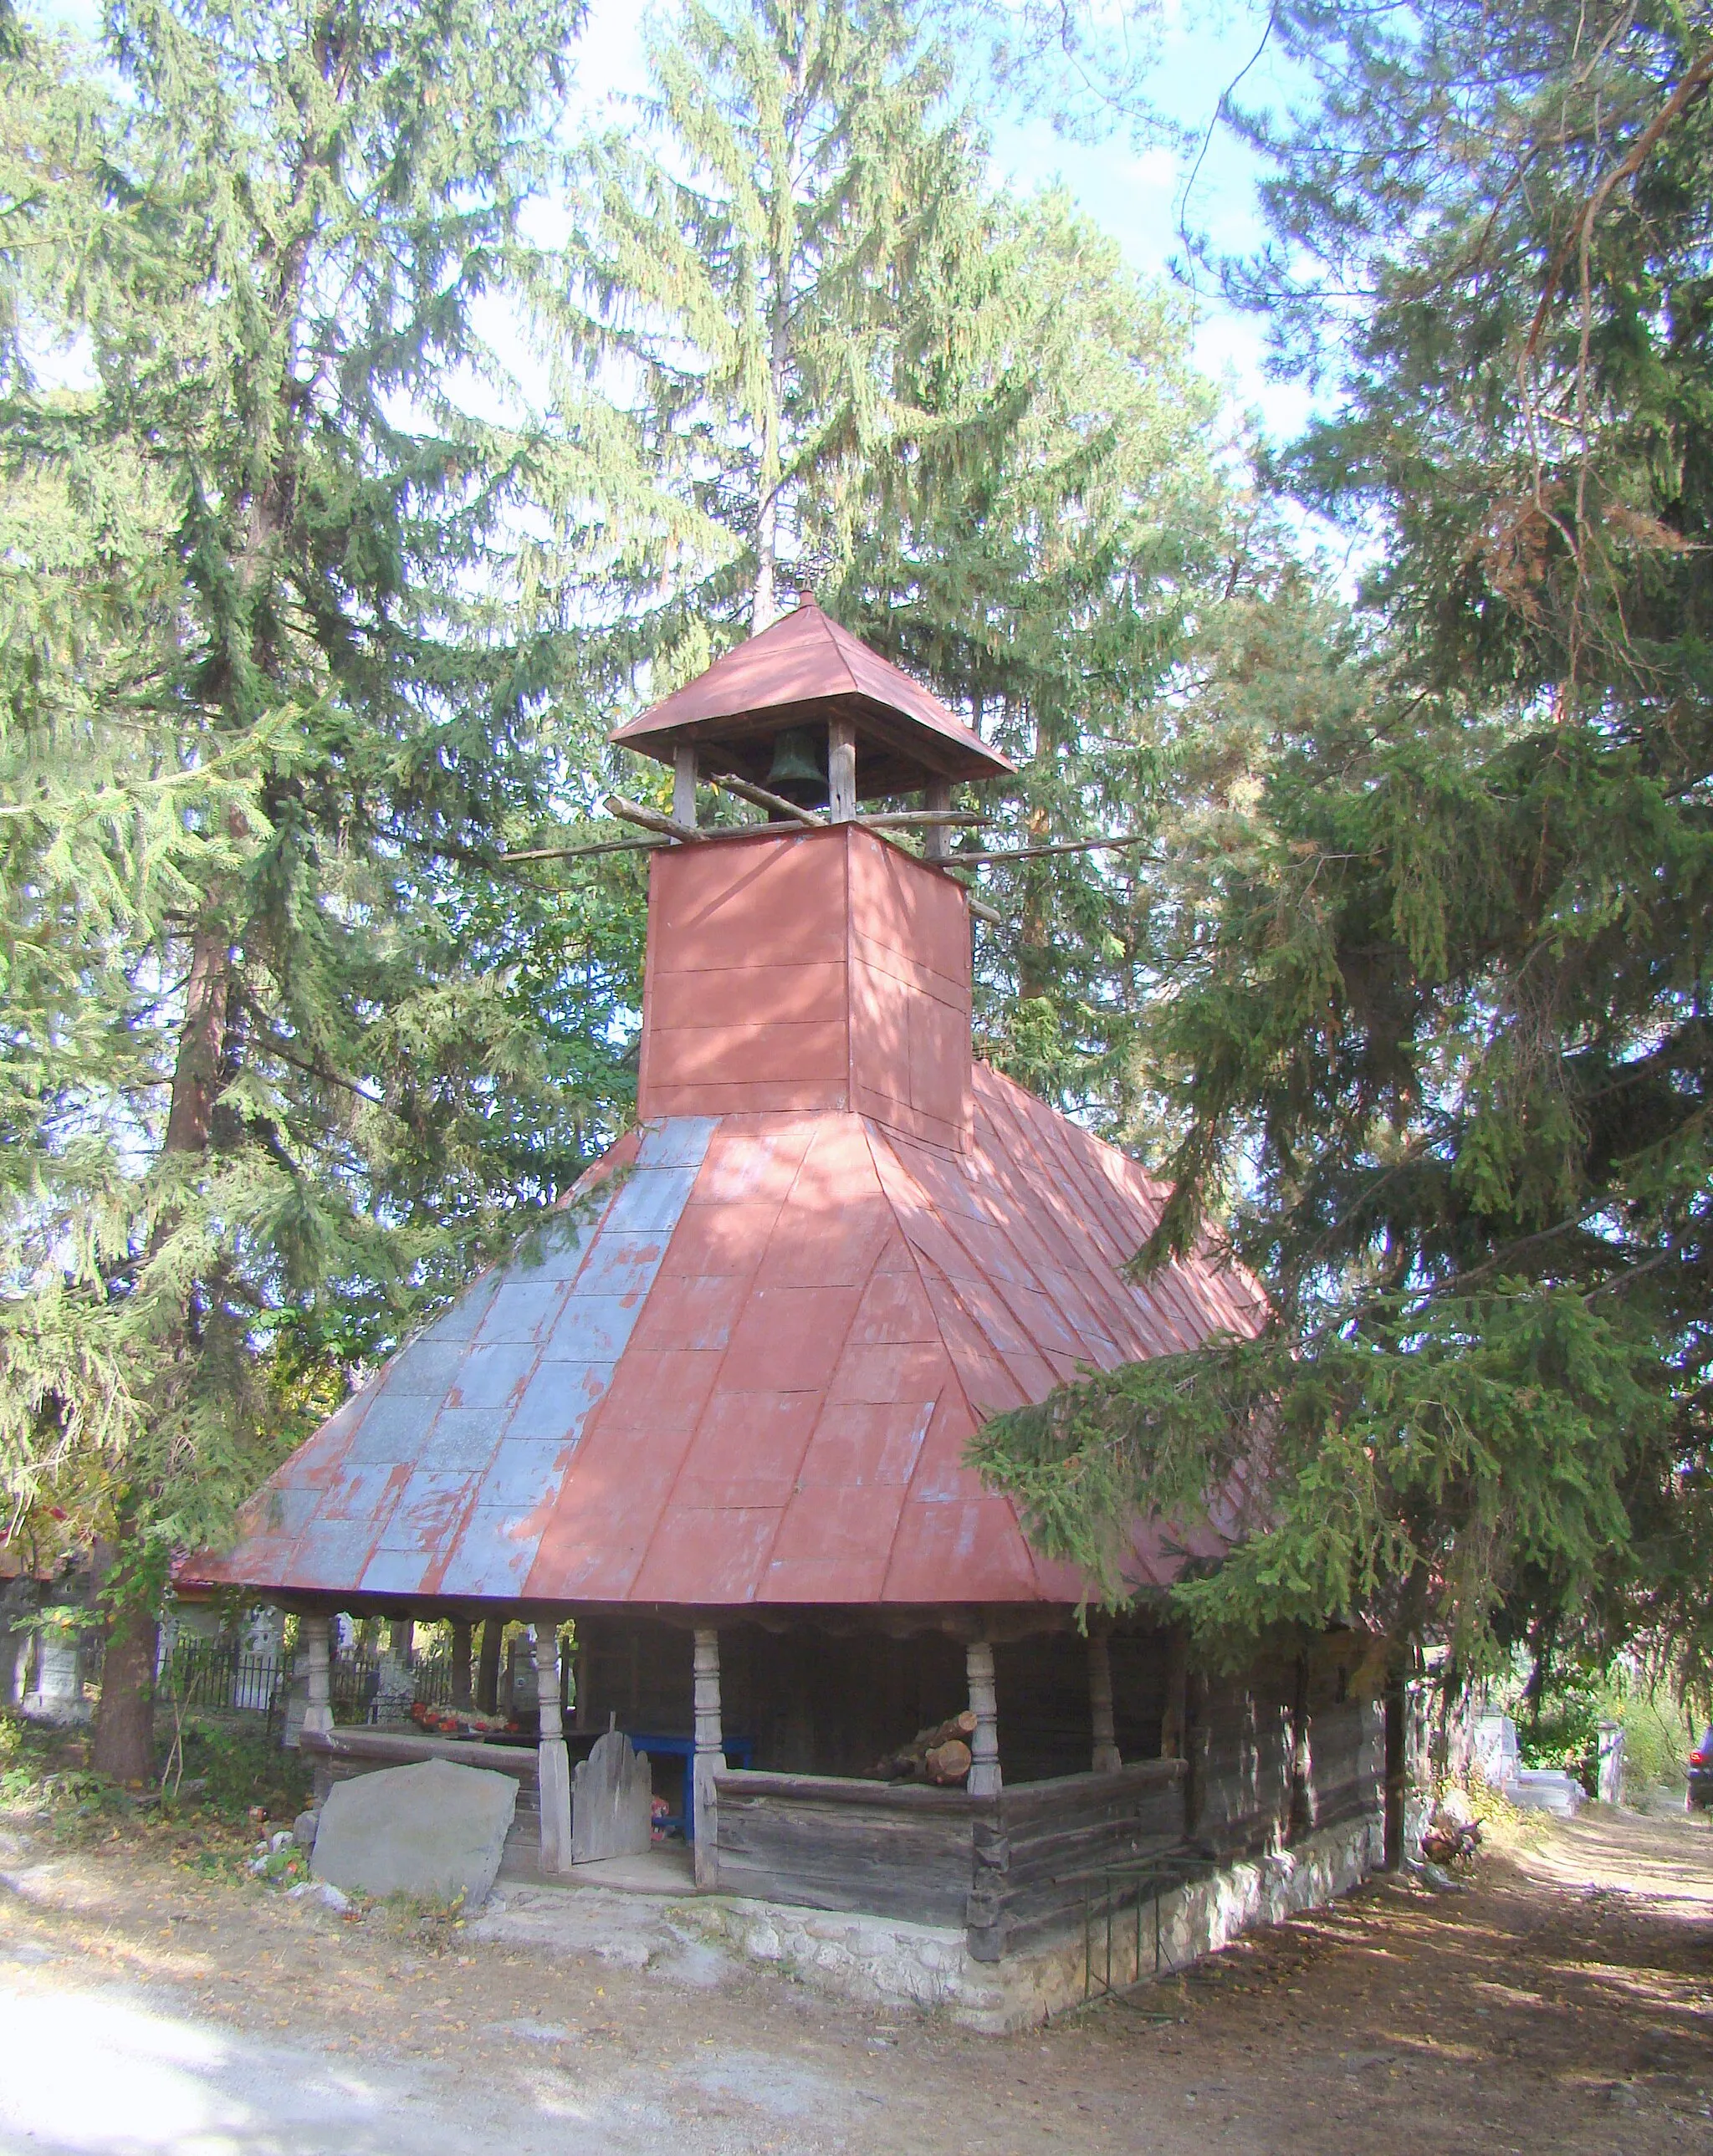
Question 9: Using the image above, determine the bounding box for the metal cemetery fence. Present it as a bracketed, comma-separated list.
[161, 1640, 286, 1716]
[156, 1640, 455, 1731]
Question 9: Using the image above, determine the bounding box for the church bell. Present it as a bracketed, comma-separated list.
[764, 726, 828, 809]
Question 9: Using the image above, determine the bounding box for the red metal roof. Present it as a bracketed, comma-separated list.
[610, 600, 1016, 793]
[186, 1075, 1266, 1612]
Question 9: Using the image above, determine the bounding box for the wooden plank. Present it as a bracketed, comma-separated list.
[715, 1768, 984, 1816]
[301, 1728, 539, 1783]
[995, 1759, 1182, 1823]
[713, 1794, 972, 1924]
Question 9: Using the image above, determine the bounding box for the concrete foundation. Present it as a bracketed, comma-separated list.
[693, 1808, 1383, 2033]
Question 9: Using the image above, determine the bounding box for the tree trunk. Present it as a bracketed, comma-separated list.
[91, 1590, 159, 1785]
[749, 47, 805, 636]
[477, 1617, 503, 1713]
[451, 1619, 473, 1709]
[91, 919, 233, 1779]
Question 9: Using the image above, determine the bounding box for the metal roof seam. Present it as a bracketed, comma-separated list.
[966, 1079, 1165, 1358]
[744, 1119, 896, 1600]
[861, 1116, 1060, 1602]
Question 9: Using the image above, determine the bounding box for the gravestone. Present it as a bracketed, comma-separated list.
[571, 1730, 652, 1862]
[311, 1759, 517, 1906]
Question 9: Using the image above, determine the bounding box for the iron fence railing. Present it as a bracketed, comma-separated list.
[159, 1640, 287, 1716]
[1082, 1852, 1215, 2010]
[411, 1653, 454, 1710]
[150, 1637, 468, 1729]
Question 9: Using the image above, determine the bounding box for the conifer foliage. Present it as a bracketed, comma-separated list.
[1, 0, 596, 1775]
[974, 0, 1713, 1699]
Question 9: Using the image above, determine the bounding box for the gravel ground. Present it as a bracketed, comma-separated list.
[0, 1801, 1709, 2154]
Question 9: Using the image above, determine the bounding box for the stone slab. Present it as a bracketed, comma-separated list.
[311, 1759, 517, 1907]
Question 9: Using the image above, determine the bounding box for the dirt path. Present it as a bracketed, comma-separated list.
[1, 1806, 1709, 2154]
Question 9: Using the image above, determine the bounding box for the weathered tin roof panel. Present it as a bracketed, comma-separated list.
[189, 1075, 1265, 1609]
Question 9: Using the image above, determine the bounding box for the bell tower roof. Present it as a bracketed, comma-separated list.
[609, 599, 1016, 799]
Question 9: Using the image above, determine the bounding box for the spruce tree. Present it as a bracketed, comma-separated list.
[555, 0, 979, 653]
[1, 0, 605, 1778]
[972, 0, 1713, 1704]
[559, 0, 1245, 1130]
[831, 186, 1235, 1123]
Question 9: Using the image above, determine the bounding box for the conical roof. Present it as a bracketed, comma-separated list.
[187, 1075, 1265, 1612]
[611, 600, 1016, 798]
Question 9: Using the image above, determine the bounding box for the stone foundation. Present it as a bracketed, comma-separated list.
[693, 1809, 1383, 2033]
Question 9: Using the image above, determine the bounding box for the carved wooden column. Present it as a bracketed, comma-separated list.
[1088, 1627, 1122, 1774]
[534, 1619, 572, 1876]
[828, 718, 857, 823]
[966, 1639, 1002, 1798]
[450, 1619, 473, 1710]
[693, 1628, 723, 1888]
[300, 1613, 334, 1740]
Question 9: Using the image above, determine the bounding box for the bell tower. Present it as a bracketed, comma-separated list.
[613, 600, 1015, 1154]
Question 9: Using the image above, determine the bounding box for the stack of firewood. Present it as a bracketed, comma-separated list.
[870, 1710, 978, 1786]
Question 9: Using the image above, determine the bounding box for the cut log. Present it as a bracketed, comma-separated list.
[869, 1711, 979, 1783]
[925, 1740, 972, 1786]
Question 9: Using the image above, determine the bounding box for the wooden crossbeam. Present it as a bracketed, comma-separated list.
[944, 833, 1154, 868]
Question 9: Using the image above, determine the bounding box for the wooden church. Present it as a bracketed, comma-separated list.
[184, 600, 1382, 2007]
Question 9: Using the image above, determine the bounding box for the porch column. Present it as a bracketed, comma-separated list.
[534, 1620, 572, 1876]
[1088, 1628, 1122, 1774]
[301, 1613, 334, 1740]
[965, 1640, 1001, 1798]
[450, 1620, 473, 1711]
[693, 1628, 722, 1888]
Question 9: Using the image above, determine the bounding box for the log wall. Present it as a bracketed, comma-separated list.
[967, 1759, 1188, 1961]
[713, 1770, 978, 1925]
[712, 1757, 1189, 1959]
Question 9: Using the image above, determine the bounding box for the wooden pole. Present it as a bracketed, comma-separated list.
[1088, 1629, 1122, 1774]
[827, 718, 857, 823]
[534, 1620, 572, 1877]
[672, 743, 698, 828]
[965, 1640, 1002, 1797]
[705, 769, 824, 828]
[606, 793, 701, 842]
[450, 1619, 473, 1711]
[693, 1628, 723, 1888]
[941, 832, 1155, 867]
[923, 779, 952, 861]
[1289, 1650, 1315, 1842]
[301, 1613, 334, 1740]
[1160, 1625, 1189, 1759]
